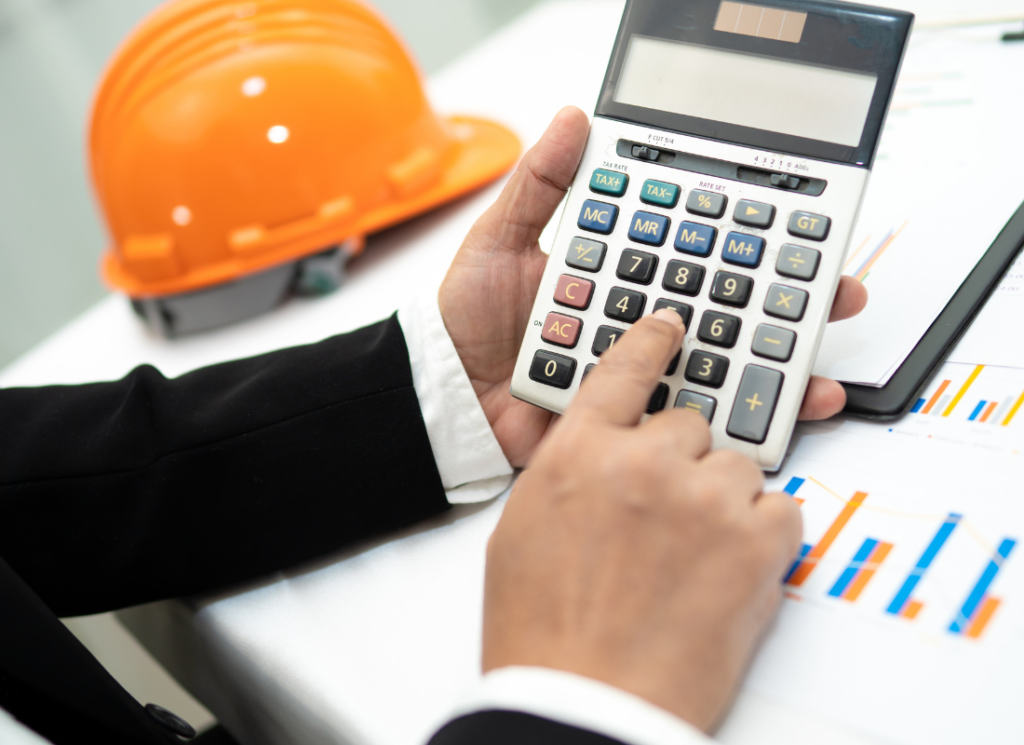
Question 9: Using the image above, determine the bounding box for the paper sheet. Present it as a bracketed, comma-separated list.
[748, 364, 1024, 744]
[948, 252, 1024, 369]
[814, 24, 1024, 386]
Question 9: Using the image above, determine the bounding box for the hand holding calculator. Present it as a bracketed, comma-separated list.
[509, 0, 912, 471]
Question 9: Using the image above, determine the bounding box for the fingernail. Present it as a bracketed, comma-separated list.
[652, 308, 684, 328]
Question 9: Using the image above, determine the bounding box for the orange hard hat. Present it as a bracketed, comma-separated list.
[89, 0, 520, 306]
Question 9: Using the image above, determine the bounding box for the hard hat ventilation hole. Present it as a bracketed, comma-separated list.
[241, 76, 265, 97]
[267, 125, 289, 144]
[171, 205, 192, 226]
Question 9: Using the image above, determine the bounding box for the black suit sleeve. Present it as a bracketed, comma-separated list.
[0, 315, 450, 617]
[429, 711, 628, 745]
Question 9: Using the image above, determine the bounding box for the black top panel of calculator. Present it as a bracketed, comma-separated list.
[595, 0, 913, 167]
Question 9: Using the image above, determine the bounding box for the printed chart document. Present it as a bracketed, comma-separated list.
[747, 364, 1024, 744]
[814, 23, 1024, 386]
[948, 252, 1024, 369]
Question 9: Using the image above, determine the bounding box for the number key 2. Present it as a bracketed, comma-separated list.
[604, 287, 646, 323]
[697, 310, 741, 348]
[616, 249, 658, 285]
[709, 271, 753, 307]
[663, 260, 705, 296]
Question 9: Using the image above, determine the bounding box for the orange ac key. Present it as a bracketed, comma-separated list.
[541, 312, 582, 348]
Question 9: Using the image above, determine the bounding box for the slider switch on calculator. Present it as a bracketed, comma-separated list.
[726, 365, 784, 444]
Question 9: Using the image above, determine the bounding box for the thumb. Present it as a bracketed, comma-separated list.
[472, 106, 590, 254]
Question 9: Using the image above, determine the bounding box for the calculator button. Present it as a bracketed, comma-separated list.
[604, 287, 646, 323]
[592, 325, 625, 356]
[666, 350, 682, 376]
[674, 391, 717, 422]
[616, 249, 658, 285]
[788, 211, 831, 241]
[726, 365, 784, 444]
[776, 244, 820, 281]
[663, 260, 705, 296]
[565, 237, 607, 273]
[751, 324, 796, 362]
[589, 168, 628, 197]
[647, 383, 670, 413]
[541, 312, 583, 348]
[554, 274, 595, 310]
[632, 145, 660, 161]
[721, 232, 765, 268]
[627, 211, 670, 246]
[674, 221, 717, 257]
[697, 310, 741, 348]
[685, 351, 729, 388]
[652, 298, 694, 330]
[709, 271, 753, 308]
[733, 199, 775, 229]
[583, 363, 597, 381]
[764, 283, 809, 322]
[578, 200, 618, 234]
[529, 350, 577, 389]
[640, 179, 680, 208]
[686, 190, 727, 218]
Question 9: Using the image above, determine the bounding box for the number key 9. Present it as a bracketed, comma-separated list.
[709, 271, 753, 308]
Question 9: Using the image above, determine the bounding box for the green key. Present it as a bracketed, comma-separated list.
[589, 168, 628, 197]
[640, 179, 680, 208]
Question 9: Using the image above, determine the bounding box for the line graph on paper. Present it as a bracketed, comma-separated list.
[843, 221, 909, 283]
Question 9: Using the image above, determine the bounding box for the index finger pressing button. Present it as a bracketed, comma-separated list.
[726, 365, 784, 444]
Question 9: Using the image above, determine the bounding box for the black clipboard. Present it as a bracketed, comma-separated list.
[842, 199, 1024, 419]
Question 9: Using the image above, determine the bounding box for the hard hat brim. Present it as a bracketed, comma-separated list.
[102, 114, 521, 298]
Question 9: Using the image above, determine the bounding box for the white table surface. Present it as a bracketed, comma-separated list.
[2, 1, 955, 743]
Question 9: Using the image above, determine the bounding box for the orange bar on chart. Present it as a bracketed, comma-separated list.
[921, 380, 951, 414]
[942, 365, 984, 417]
[980, 401, 999, 422]
[843, 542, 893, 601]
[966, 597, 1002, 639]
[787, 491, 868, 587]
[902, 600, 924, 619]
[1002, 391, 1024, 426]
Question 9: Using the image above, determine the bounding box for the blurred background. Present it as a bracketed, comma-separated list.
[0, 0, 544, 370]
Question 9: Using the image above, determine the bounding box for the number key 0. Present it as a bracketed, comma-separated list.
[697, 310, 741, 348]
[663, 260, 705, 296]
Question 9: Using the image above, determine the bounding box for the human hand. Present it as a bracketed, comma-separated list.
[439, 106, 867, 467]
[481, 308, 801, 731]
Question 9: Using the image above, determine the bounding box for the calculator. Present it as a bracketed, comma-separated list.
[509, 0, 912, 471]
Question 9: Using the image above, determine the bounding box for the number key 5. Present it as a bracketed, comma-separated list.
[697, 310, 741, 348]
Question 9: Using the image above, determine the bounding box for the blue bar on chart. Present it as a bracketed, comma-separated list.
[785, 544, 811, 584]
[968, 401, 988, 421]
[784, 477, 805, 496]
[829, 539, 878, 597]
[911, 398, 926, 413]
[887, 513, 961, 617]
[950, 538, 1016, 633]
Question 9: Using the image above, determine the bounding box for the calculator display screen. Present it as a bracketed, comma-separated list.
[614, 36, 877, 148]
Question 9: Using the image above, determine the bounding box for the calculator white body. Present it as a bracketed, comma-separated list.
[508, 0, 912, 471]
[510, 117, 867, 471]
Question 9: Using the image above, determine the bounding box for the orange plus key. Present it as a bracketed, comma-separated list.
[541, 312, 582, 348]
[553, 274, 595, 310]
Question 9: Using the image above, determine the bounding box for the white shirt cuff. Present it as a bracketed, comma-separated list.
[398, 293, 514, 504]
[0, 708, 51, 745]
[449, 666, 713, 745]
